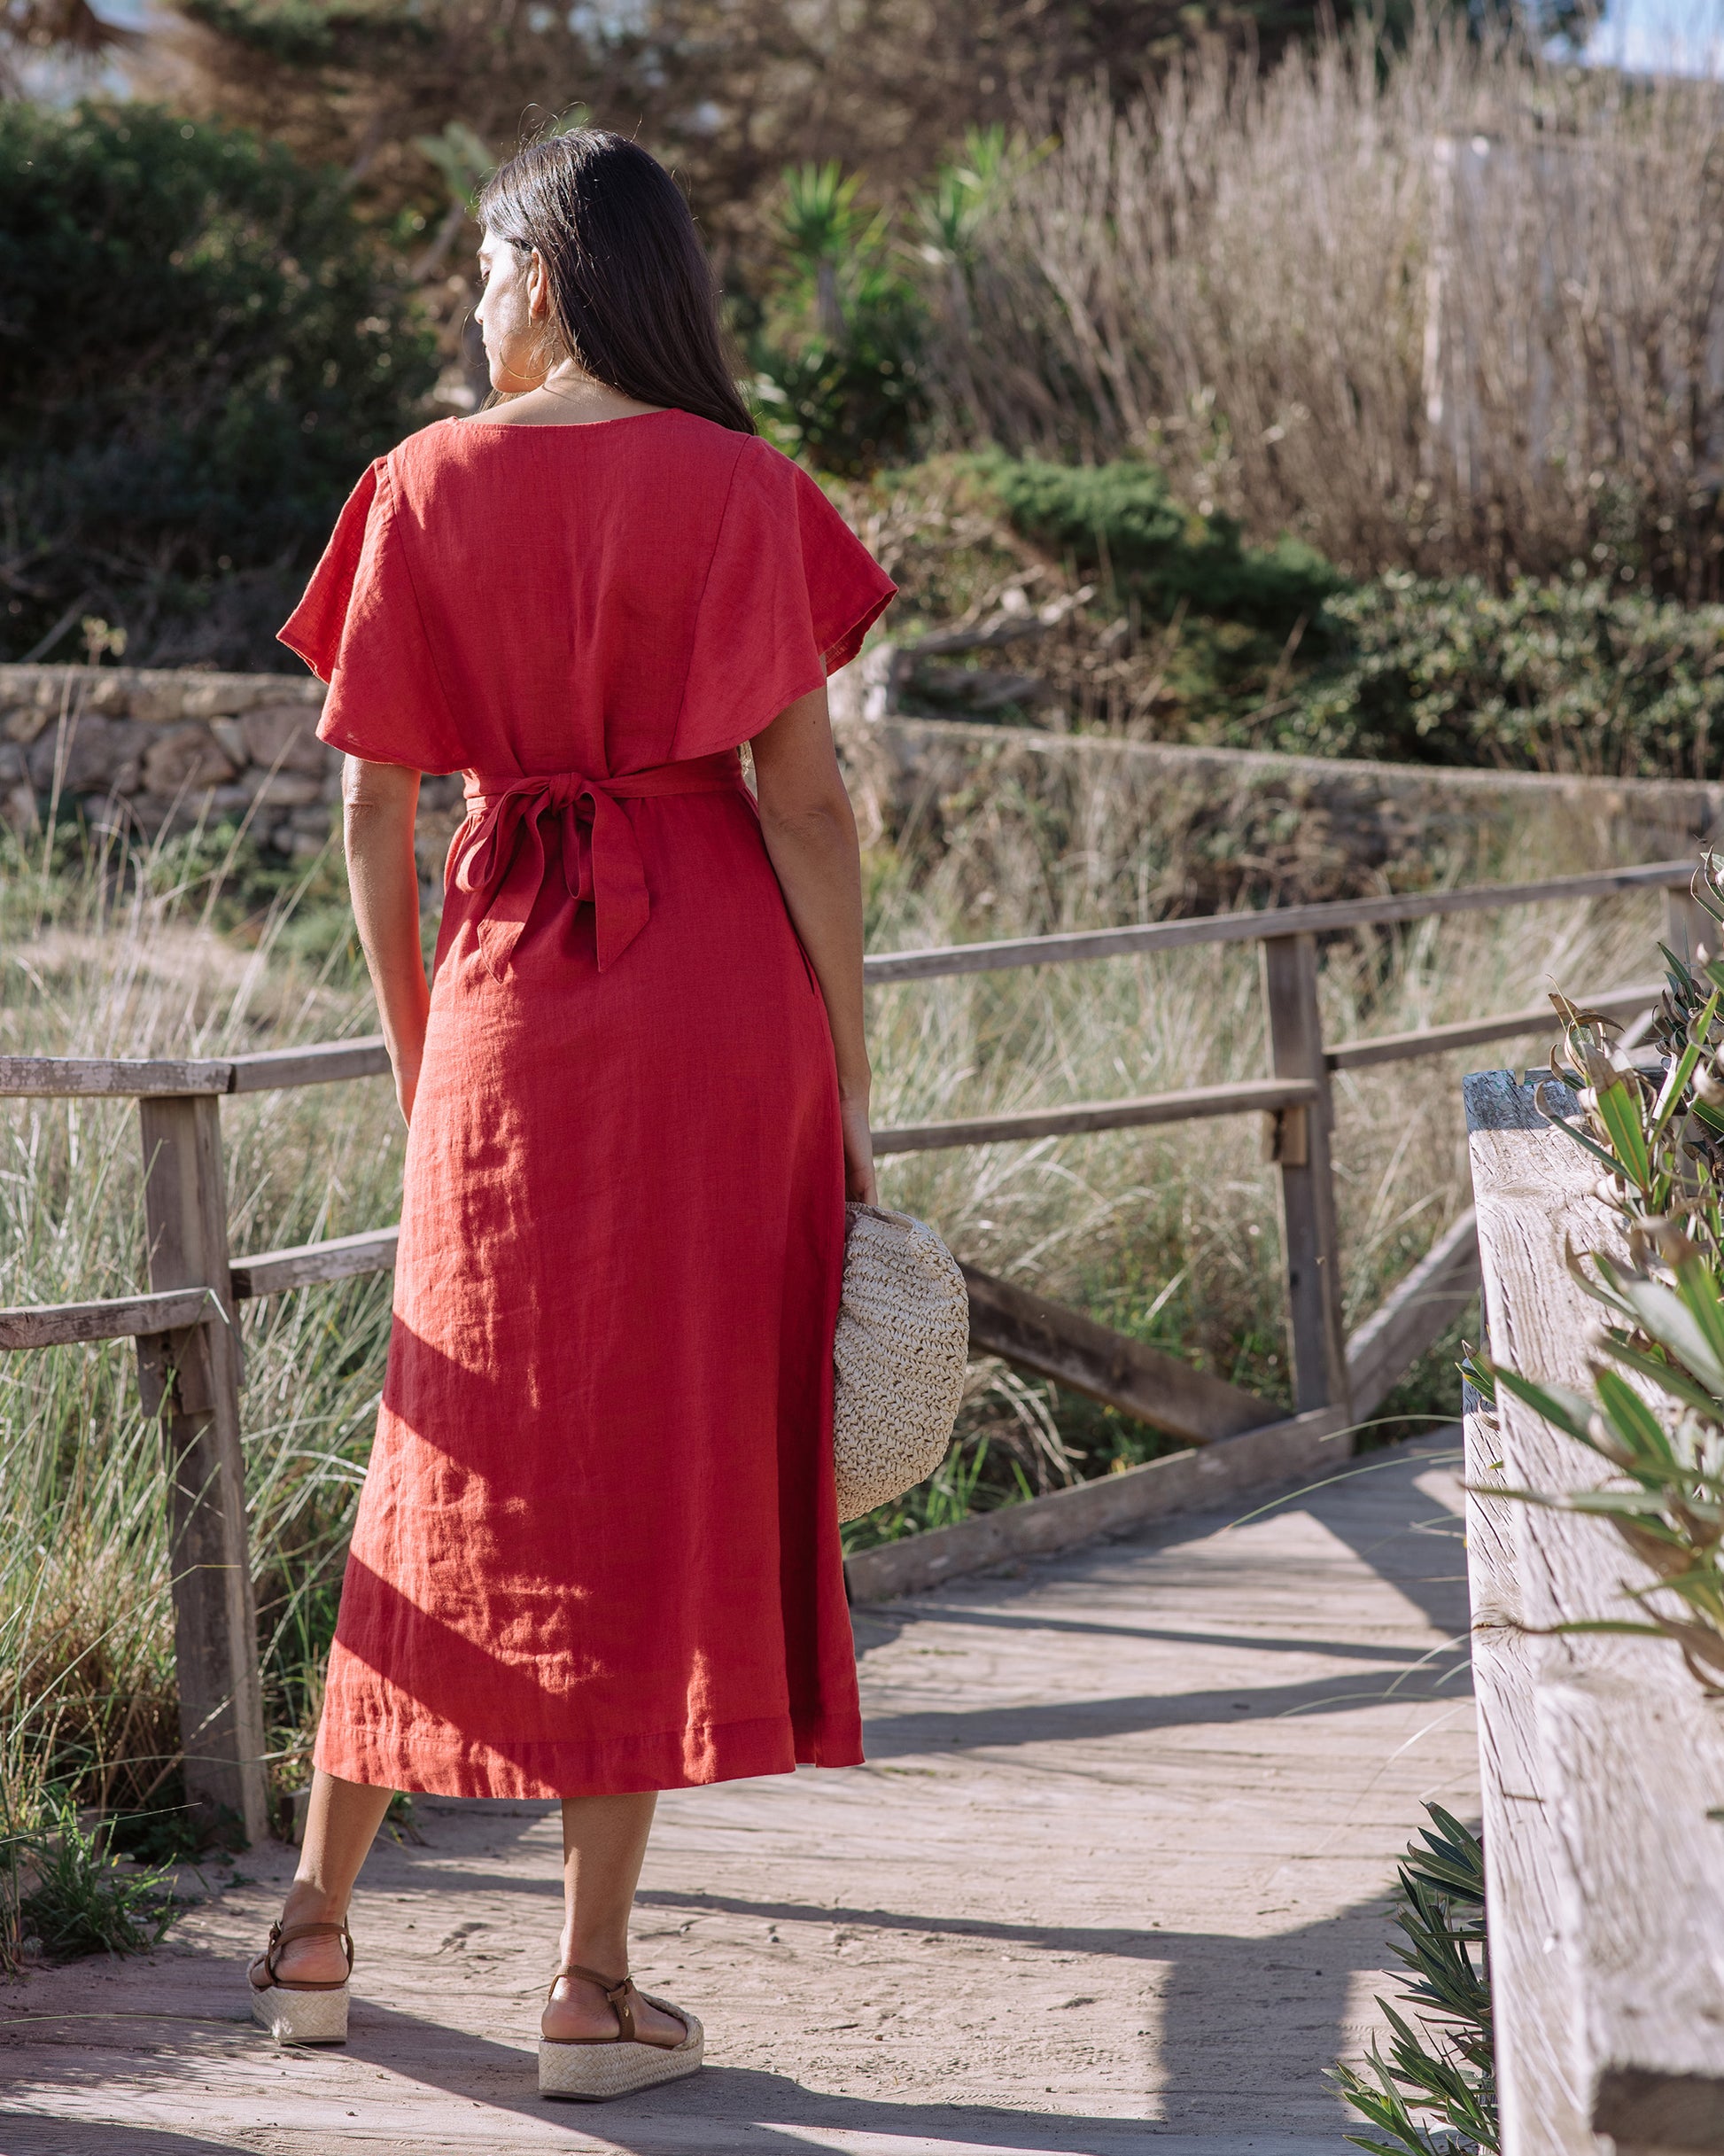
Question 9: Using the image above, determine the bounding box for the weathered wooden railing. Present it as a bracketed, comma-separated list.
[0, 856, 1699, 1841]
[1465, 1070, 1724, 2153]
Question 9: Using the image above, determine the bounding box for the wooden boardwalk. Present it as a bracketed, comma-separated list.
[0, 1436, 1477, 2156]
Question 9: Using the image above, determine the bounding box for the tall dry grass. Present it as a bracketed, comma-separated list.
[933, 20, 1724, 594]
[0, 767, 1677, 1856]
[861, 762, 1667, 1529]
[0, 816, 400, 1859]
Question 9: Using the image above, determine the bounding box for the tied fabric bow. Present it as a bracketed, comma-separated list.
[454, 754, 742, 981]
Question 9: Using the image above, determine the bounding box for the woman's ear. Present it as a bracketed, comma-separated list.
[526, 248, 552, 323]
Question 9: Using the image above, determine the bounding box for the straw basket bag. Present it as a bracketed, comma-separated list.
[832, 1203, 969, 1522]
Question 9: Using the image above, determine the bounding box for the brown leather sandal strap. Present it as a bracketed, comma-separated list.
[261, 1918, 354, 1990]
[552, 1963, 637, 2042]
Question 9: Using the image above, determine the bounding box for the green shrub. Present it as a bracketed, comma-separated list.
[749, 138, 1044, 476]
[880, 449, 1724, 778]
[0, 101, 437, 670]
[972, 450, 1347, 636]
[1280, 572, 1724, 776]
[749, 162, 926, 476]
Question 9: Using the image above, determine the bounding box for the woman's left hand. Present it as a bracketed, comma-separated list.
[394, 1055, 421, 1128]
[840, 1094, 877, 1206]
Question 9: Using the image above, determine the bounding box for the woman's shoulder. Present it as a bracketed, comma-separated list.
[384, 409, 778, 496]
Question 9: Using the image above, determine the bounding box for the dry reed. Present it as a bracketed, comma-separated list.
[931, 19, 1724, 595]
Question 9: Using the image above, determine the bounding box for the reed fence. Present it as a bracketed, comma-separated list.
[0, 858, 1698, 1842]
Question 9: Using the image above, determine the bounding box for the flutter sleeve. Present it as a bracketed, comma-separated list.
[278, 458, 466, 774]
[671, 441, 896, 760]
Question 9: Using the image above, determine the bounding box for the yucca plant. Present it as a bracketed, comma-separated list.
[1332, 1804, 1497, 2156]
[1475, 859, 1724, 1693]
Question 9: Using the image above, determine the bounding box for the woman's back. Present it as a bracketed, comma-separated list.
[283, 411, 885, 782]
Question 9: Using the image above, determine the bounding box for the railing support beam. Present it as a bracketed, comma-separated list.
[1262, 933, 1349, 1415]
[136, 1095, 268, 1848]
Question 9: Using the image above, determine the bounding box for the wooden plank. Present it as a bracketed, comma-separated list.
[1466, 1073, 1621, 2154]
[872, 1077, 1318, 1156]
[862, 860, 1691, 985]
[0, 1225, 401, 1352]
[0, 1285, 211, 1350]
[1463, 1383, 1598, 2156]
[229, 1224, 399, 1300]
[137, 1095, 268, 1849]
[1345, 1207, 1480, 1421]
[1263, 934, 1348, 1413]
[1327, 984, 1663, 1073]
[844, 1404, 1348, 1602]
[1540, 1671, 1724, 2154]
[226, 1037, 391, 1094]
[962, 1263, 1281, 1444]
[1466, 1068, 1724, 2151]
[0, 1039, 390, 1101]
[0, 1054, 232, 1098]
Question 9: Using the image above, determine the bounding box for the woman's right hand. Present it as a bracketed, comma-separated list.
[840, 1094, 877, 1206]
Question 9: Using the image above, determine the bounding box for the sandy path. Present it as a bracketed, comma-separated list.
[0, 1435, 1476, 2155]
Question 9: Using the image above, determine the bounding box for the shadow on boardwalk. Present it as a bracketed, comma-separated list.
[0, 1435, 1475, 2154]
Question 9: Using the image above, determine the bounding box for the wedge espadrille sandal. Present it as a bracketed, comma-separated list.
[538, 1963, 703, 2101]
[247, 1919, 353, 2046]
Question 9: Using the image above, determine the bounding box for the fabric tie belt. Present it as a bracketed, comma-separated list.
[455, 750, 744, 977]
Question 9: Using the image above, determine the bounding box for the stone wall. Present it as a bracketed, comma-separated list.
[0, 664, 466, 880]
[4, 665, 1719, 915]
[836, 714, 1724, 910]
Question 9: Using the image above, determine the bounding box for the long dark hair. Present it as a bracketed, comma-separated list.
[477, 131, 754, 435]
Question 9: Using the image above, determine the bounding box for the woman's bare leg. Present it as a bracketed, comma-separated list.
[251, 1771, 394, 1988]
[540, 1792, 685, 2046]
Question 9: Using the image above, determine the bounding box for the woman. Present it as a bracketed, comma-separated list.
[246, 128, 894, 2102]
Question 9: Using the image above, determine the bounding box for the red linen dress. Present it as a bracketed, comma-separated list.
[279, 410, 894, 1798]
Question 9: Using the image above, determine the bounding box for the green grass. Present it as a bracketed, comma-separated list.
[5, 1787, 182, 1967]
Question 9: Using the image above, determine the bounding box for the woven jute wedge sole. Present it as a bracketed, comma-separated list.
[248, 1917, 353, 2046]
[249, 1980, 349, 2045]
[539, 2002, 703, 2101]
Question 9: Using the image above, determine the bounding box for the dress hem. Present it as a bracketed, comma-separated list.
[311, 1709, 865, 1801]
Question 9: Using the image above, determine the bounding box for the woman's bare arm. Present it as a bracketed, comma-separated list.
[750, 685, 876, 1203]
[341, 756, 429, 1125]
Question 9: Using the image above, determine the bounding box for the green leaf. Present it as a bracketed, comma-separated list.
[1674, 1251, 1724, 1382]
[1555, 1487, 1682, 1515]
[1592, 1076, 1652, 1187]
[1484, 1365, 1596, 1444]
[1597, 1335, 1724, 1420]
[1650, 995, 1716, 1140]
[1608, 1276, 1724, 1395]
[1594, 1368, 1681, 1472]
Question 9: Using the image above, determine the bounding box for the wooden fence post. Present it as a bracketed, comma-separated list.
[136, 1094, 268, 1847]
[1262, 933, 1348, 1415]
